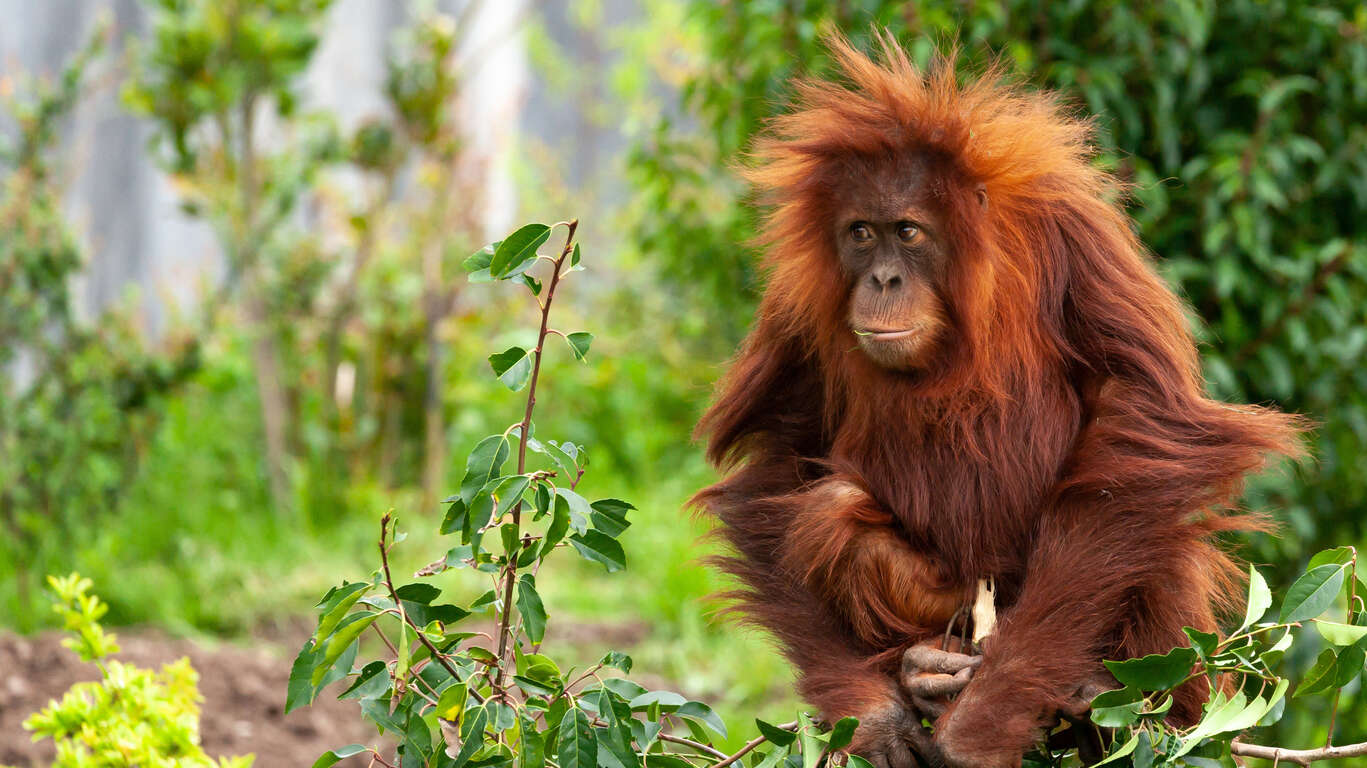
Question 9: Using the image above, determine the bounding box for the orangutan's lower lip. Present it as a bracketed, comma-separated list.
[854, 327, 919, 341]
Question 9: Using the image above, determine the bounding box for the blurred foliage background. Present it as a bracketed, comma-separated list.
[1, 0, 1365, 755]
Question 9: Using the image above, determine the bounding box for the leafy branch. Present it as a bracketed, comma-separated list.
[1067, 546, 1367, 767]
[493, 220, 580, 700]
[287, 220, 847, 768]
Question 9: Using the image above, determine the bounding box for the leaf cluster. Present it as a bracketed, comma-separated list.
[1040, 548, 1367, 767]
[288, 223, 848, 768]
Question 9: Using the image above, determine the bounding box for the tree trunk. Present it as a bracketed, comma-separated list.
[245, 289, 292, 511]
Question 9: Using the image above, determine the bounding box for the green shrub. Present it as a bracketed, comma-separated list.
[13, 574, 251, 768]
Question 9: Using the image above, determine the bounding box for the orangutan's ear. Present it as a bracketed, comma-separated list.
[975, 183, 989, 211]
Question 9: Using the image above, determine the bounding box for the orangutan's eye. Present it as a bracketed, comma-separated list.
[850, 222, 874, 242]
[896, 222, 920, 242]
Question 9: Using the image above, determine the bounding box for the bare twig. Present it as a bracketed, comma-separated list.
[1230, 740, 1367, 766]
[708, 720, 801, 768]
[658, 733, 728, 760]
[379, 512, 476, 701]
[366, 748, 397, 768]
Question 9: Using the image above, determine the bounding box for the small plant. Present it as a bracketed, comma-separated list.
[15, 574, 252, 768]
[288, 221, 852, 768]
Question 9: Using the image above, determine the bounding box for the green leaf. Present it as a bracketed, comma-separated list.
[845, 757, 874, 768]
[396, 583, 441, 605]
[1308, 546, 1355, 569]
[313, 613, 376, 686]
[287, 639, 322, 714]
[542, 494, 572, 557]
[564, 332, 593, 362]
[533, 483, 552, 518]
[540, 441, 579, 479]
[435, 682, 468, 720]
[1103, 647, 1197, 690]
[340, 660, 389, 701]
[597, 688, 642, 768]
[498, 475, 532, 515]
[827, 717, 858, 751]
[1333, 639, 1366, 687]
[557, 708, 597, 768]
[644, 758, 693, 768]
[590, 499, 633, 538]
[517, 574, 548, 644]
[600, 651, 632, 673]
[570, 530, 627, 572]
[515, 674, 557, 698]
[603, 678, 647, 701]
[755, 719, 797, 747]
[315, 581, 371, 642]
[489, 347, 533, 391]
[798, 712, 825, 768]
[450, 703, 489, 768]
[460, 436, 510, 505]
[629, 690, 688, 711]
[467, 646, 499, 665]
[677, 701, 728, 739]
[1177, 680, 1290, 756]
[1316, 620, 1367, 646]
[1309, 546, 1367, 591]
[441, 499, 469, 536]
[1240, 566, 1272, 631]
[463, 242, 497, 273]
[1090, 686, 1145, 727]
[400, 695, 434, 762]
[1294, 649, 1340, 699]
[312, 745, 368, 768]
[1281, 564, 1346, 622]
[1092, 730, 1140, 767]
[360, 695, 406, 735]
[491, 223, 551, 278]
[518, 652, 562, 686]
[1184, 626, 1219, 659]
[519, 713, 547, 768]
[556, 488, 592, 533]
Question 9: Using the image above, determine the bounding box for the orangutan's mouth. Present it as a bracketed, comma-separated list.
[853, 326, 922, 342]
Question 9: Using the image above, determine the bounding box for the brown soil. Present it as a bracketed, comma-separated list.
[0, 619, 657, 768]
[0, 629, 375, 768]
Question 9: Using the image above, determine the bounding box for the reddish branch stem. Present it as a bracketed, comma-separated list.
[492, 220, 579, 699]
[378, 513, 472, 698]
[707, 721, 800, 768]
